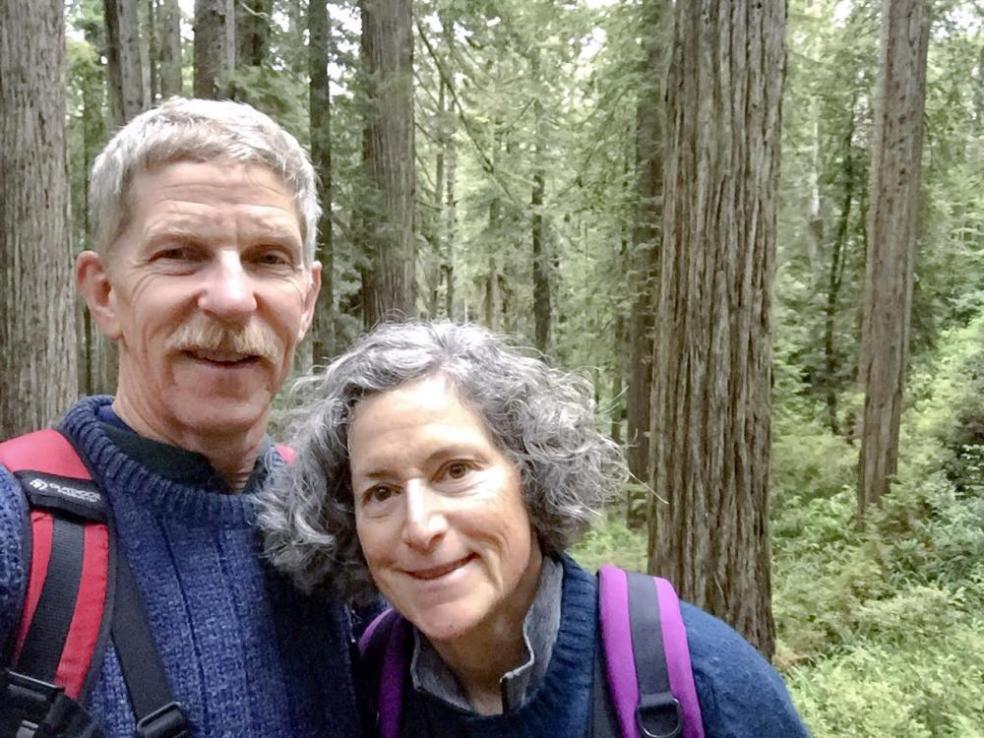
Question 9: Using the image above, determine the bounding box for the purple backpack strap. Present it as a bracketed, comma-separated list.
[598, 564, 705, 738]
[357, 607, 408, 738]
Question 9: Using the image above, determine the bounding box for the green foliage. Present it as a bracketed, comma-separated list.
[570, 512, 647, 574]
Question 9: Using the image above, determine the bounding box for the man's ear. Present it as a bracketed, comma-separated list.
[76, 250, 122, 341]
[298, 261, 323, 340]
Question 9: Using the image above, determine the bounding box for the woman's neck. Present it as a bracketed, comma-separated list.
[430, 547, 544, 715]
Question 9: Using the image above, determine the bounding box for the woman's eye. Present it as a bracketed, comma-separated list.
[444, 461, 472, 480]
[363, 484, 396, 505]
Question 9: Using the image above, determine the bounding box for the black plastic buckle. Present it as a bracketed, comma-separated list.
[134, 702, 189, 738]
[1, 669, 104, 737]
[636, 691, 683, 738]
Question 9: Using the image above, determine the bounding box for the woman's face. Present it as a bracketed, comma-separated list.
[349, 375, 543, 647]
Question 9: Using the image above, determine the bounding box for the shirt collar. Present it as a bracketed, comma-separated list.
[96, 403, 274, 494]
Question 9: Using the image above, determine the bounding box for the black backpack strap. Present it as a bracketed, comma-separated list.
[111, 555, 189, 738]
[625, 571, 682, 738]
[0, 429, 189, 738]
[0, 430, 113, 738]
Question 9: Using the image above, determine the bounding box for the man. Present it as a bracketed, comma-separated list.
[0, 98, 360, 736]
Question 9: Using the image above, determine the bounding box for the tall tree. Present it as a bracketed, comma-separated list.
[1, 0, 78, 436]
[625, 0, 665, 519]
[857, 0, 930, 517]
[158, 0, 183, 97]
[237, 0, 271, 69]
[531, 48, 550, 352]
[647, 0, 786, 658]
[359, 0, 415, 326]
[104, 0, 149, 122]
[194, 0, 235, 99]
[310, 0, 335, 361]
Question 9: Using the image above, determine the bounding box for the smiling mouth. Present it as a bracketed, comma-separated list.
[406, 555, 474, 581]
[186, 349, 260, 366]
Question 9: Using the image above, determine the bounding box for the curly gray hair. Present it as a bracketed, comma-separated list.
[258, 321, 627, 604]
[90, 97, 320, 262]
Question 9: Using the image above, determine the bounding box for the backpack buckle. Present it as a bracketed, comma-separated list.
[0, 669, 103, 737]
[636, 690, 683, 738]
[135, 701, 189, 738]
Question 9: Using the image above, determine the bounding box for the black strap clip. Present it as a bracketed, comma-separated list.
[636, 690, 683, 738]
[0, 669, 102, 738]
[134, 701, 189, 738]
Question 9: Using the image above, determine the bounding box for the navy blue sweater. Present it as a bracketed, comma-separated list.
[360, 557, 810, 737]
[0, 397, 361, 737]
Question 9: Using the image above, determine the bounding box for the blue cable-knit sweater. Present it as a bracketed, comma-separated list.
[360, 557, 810, 738]
[0, 397, 362, 737]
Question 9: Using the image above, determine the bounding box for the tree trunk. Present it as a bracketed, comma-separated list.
[625, 0, 665, 522]
[309, 0, 334, 363]
[647, 0, 786, 659]
[158, 0, 183, 97]
[237, 0, 271, 68]
[531, 51, 550, 352]
[822, 104, 857, 436]
[0, 0, 78, 437]
[359, 0, 415, 327]
[104, 0, 149, 123]
[857, 0, 930, 518]
[194, 0, 235, 99]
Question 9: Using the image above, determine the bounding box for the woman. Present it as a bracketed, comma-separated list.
[259, 321, 809, 737]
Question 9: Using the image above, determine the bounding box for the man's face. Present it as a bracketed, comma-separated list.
[87, 159, 320, 444]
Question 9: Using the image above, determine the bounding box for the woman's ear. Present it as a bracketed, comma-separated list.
[76, 250, 122, 340]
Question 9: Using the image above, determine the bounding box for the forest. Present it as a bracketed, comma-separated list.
[1, 0, 982, 735]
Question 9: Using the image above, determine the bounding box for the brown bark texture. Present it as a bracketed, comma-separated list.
[857, 0, 930, 516]
[625, 0, 665, 513]
[158, 0, 183, 97]
[360, 0, 416, 327]
[309, 0, 335, 363]
[647, 0, 786, 658]
[237, 0, 271, 68]
[531, 51, 550, 352]
[0, 0, 78, 437]
[194, 0, 235, 99]
[104, 0, 149, 123]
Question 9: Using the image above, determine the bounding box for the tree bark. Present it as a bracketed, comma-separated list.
[237, 0, 271, 68]
[647, 0, 786, 658]
[531, 52, 550, 352]
[857, 0, 930, 517]
[194, 0, 235, 99]
[104, 0, 149, 123]
[625, 0, 665, 522]
[309, 0, 334, 363]
[0, 0, 78, 437]
[359, 0, 415, 327]
[157, 0, 183, 97]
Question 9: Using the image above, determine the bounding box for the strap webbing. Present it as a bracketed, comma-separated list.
[15, 516, 85, 682]
[625, 571, 681, 738]
[112, 554, 188, 736]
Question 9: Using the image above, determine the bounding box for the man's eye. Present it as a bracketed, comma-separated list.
[156, 246, 195, 261]
[254, 250, 293, 267]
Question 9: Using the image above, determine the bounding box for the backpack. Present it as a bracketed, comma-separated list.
[0, 429, 198, 738]
[357, 564, 706, 738]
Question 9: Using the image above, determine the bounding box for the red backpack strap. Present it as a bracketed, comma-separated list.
[0, 430, 114, 737]
[597, 565, 705, 738]
[357, 607, 407, 738]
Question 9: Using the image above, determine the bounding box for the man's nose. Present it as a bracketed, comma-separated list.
[401, 480, 448, 551]
[198, 252, 257, 324]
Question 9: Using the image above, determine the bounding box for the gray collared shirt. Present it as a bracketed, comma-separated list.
[409, 555, 564, 712]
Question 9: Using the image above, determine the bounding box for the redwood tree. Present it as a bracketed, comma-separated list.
[359, 0, 416, 326]
[857, 0, 931, 518]
[1, 0, 78, 436]
[647, 0, 786, 658]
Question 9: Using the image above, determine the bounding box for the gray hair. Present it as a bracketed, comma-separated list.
[258, 321, 627, 603]
[89, 97, 320, 263]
